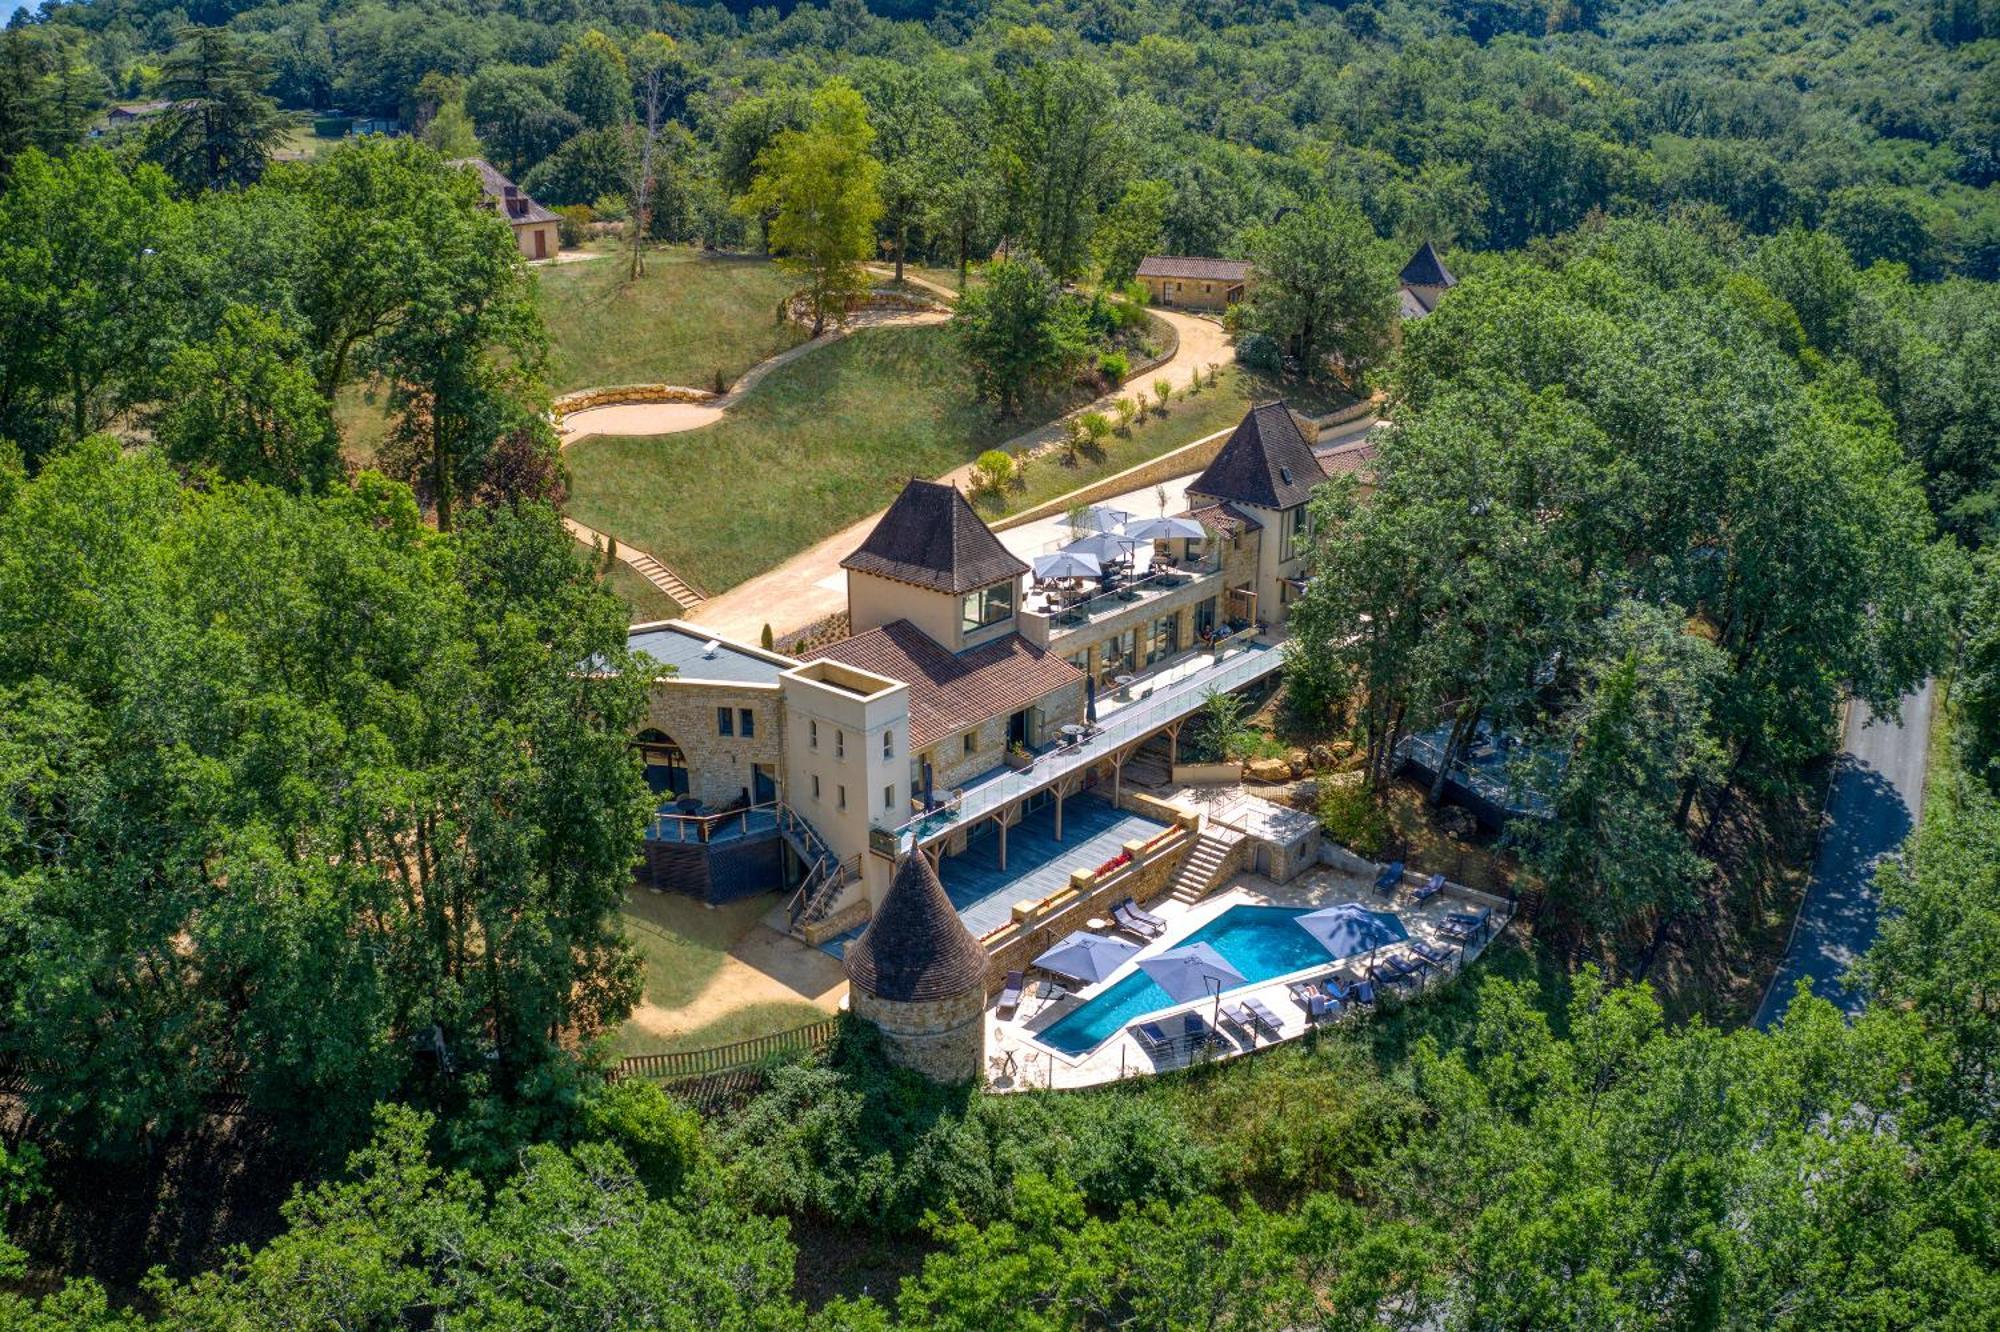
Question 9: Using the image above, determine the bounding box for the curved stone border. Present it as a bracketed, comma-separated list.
[553, 383, 718, 416]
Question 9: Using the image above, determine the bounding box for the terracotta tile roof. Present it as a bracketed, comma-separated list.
[1137, 255, 1252, 282]
[806, 620, 1081, 751]
[844, 851, 989, 1002]
[1187, 500, 1262, 536]
[1314, 436, 1380, 477]
[1187, 401, 1329, 511]
[450, 157, 561, 226]
[842, 479, 1029, 595]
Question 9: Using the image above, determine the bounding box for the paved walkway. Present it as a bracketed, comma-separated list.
[1754, 683, 1935, 1028]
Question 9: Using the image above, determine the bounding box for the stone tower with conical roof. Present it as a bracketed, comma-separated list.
[844, 851, 989, 1083]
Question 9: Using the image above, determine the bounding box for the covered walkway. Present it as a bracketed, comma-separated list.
[935, 794, 1167, 938]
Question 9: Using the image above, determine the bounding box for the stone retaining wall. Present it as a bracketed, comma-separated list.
[554, 383, 718, 415]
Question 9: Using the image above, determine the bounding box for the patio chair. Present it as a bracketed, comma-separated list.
[997, 970, 1024, 1015]
[1412, 872, 1447, 904]
[1374, 860, 1406, 895]
[1219, 1000, 1259, 1040]
[1349, 980, 1378, 1006]
[1114, 903, 1164, 939]
[1120, 897, 1168, 930]
[1321, 977, 1351, 1005]
[1409, 940, 1456, 972]
[1243, 996, 1285, 1038]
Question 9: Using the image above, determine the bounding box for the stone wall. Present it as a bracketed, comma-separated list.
[553, 383, 718, 415]
[642, 681, 784, 808]
[851, 985, 985, 1084]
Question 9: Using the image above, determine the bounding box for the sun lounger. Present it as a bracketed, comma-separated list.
[1349, 980, 1377, 1006]
[1409, 940, 1456, 971]
[1438, 907, 1492, 941]
[1181, 1011, 1221, 1051]
[1322, 977, 1350, 1005]
[997, 970, 1024, 1014]
[1220, 1000, 1260, 1038]
[1243, 996, 1285, 1037]
[1113, 903, 1163, 939]
[1374, 860, 1406, 895]
[1120, 897, 1168, 929]
[1374, 954, 1423, 986]
[1134, 1020, 1174, 1056]
[1287, 979, 1324, 1005]
[1412, 872, 1446, 904]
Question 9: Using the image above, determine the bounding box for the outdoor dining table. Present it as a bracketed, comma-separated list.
[1114, 674, 1135, 698]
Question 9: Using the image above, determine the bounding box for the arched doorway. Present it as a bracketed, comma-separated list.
[634, 728, 688, 798]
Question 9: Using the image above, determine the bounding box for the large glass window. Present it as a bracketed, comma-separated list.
[959, 580, 1015, 634]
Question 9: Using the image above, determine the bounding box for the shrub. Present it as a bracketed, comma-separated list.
[1097, 348, 1130, 383]
[1237, 330, 1283, 374]
[1113, 396, 1138, 432]
[1079, 410, 1111, 445]
[973, 450, 1014, 494]
[1153, 378, 1172, 410]
[554, 204, 594, 248]
[1060, 418, 1087, 465]
[1318, 778, 1392, 858]
[577, 1080, 711, 1201]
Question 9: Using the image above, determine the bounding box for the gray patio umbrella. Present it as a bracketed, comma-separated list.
[1032, 930, 1140, 986]
[1063, 531, 1140, 564]
[1085, 675, 1097, 722]
[1138, 942, 1247, 1004]
[1032, 550, 1103, 580]
[1076, 503, 1133, 534]
[1122, 515, 1208, 542]
[1292, 903, 1408, 965]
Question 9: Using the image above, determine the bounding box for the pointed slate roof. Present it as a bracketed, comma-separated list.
[844, 852, 989, 1003]
[1399, 240, 1456, 291]
[1186, 402, 1328, 511]
[842, 479, 1029, 595]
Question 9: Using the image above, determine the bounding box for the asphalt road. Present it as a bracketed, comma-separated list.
[1754, 681, 1935, 1029]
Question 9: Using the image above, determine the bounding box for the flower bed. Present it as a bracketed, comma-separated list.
[1095, 849, 1132, 876]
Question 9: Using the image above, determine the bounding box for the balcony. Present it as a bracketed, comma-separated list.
[1025, 554, 1223, 640]
[895, 633, 1285, 852]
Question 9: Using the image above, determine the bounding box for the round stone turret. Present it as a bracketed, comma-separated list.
[844, 852, 989, 1083]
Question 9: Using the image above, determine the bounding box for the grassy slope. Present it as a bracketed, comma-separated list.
[562, 323, 1088, 593]
[536, 247, 808, 393]
[565, 331, 1341, 594]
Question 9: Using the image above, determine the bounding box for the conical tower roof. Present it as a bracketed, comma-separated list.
[1399, 240, 1456, 290]
[844, 853, 989, 1002]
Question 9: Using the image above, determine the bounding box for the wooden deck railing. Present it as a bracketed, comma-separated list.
[610, 1018, 840, 1083]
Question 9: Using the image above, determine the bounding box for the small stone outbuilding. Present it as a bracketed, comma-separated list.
[844, 852, 989, 1083]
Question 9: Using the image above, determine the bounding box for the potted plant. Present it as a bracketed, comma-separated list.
[1004, 741, 1036, 771]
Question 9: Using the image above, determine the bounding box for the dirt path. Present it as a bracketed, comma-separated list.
[684, 306, 1233, 642]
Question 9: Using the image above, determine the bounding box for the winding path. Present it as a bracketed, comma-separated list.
[1753, 683, 1935, 1029]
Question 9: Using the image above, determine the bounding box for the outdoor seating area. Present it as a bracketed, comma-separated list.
[985, 858, 1512, 1090]
[1022, 504, 1221, 625]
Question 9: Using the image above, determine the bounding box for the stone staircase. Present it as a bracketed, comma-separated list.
[563, 517, 706, 610]
[1167, 827, 1244, 904]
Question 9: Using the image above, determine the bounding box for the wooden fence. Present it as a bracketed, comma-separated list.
[610, 1018, 840, 1084]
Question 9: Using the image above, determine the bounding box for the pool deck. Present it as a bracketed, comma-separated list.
[936, 795, 1165, 938]
[985, 864, 1512, 1091]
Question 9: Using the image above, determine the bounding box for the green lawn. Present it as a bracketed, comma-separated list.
[610, 891, 830, 1058]
[566, 332, 1347, 594]
[563, 323, 1093, 594]
[534, 248, 809, 393]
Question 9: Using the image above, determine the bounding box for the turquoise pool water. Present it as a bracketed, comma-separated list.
[1035, 904, 1408, 1057]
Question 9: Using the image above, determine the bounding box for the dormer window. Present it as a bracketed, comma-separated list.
[959, 580, 1014, 634]
[1278, 465, 1293, 486]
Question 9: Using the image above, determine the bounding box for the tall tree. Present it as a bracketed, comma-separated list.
[1243, 198, 1398, 386]
[1092, 178, 1169, 289]
[738, 79, 882, 336]
[143, 27, 281, 193]
[952, 257, 1091, 416]
[624, 33, 678, 281]
[153, 303, 340, 492]
[557, 30, 629, 133]
[990, 59, 1126, 282]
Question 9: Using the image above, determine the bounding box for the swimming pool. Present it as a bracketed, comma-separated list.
[1034, 903, 1408, 1057]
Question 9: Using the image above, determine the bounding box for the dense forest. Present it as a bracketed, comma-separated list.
[0, 0, 1994, 1324]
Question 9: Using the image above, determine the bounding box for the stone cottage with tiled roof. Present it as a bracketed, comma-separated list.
[1136, 255, 1254, 312]
[452, 157, 562, 261]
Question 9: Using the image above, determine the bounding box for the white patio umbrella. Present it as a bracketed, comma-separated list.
[1032, 550, 1103, 581]
[1122, 515, 1208, 542]
[1032, 930, 1140, 986]
[1063, 531, 1140, 564]
[1138, 942, 1247, 1005]
[1075, 503, 1134, 534]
